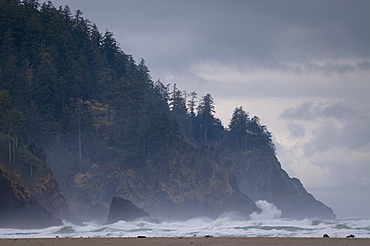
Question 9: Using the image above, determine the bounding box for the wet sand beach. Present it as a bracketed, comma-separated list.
[0, 237, 369, 246]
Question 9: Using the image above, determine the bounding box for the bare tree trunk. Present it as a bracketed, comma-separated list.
[107, 105, 111, 122]
[8, 129, 12, 164]
[78, 102, 82, 165]
[143, 139, 146, 155]
[204, 115, 208, 143]
[13, 131, 16, 166]
[85, 150, 89, 162]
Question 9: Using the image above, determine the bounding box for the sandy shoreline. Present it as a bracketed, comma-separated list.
[0, 237, 369, 246]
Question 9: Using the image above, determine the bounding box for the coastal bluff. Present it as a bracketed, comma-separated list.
[0, 162, 62, 229]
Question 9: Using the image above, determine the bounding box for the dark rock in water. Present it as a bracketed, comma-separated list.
[346, 234, 355, 238]
[323, 234, 330, 238]
[0, 162, 63, 229]
[105, 197, 158, 224]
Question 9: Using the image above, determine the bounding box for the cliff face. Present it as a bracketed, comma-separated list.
[25, 171, 77, 223]
[0, 162, 62, 228]
[0, 1, 336, 225]
[0, 133, 75, 223]
[226, 150, 336, 220]
[65, 142, 258, 222]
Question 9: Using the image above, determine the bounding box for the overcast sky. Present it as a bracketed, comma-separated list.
[44, 0, 370, 219]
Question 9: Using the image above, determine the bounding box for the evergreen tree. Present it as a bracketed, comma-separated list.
[169, 84, 193, 142]
[247, 116, 275, 153]
[0, 28, 18, 95]
[0, 91, 25, 166]
[195, 94, 223, 144]
[0, 0, 277, 191]
[187, 91, 197, 118]
[229, 106, 249, 151]
[169, 84, 186, 116]
[34, 50, 60, 117]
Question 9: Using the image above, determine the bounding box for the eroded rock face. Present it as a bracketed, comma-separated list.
[67, 142, 259, 222]
[105, 197, 158, 224]
[0, 134, 77, 224]
[226, 151, 336, 220]
[26, 171, 78, 224]
[0, 162, 63, 229]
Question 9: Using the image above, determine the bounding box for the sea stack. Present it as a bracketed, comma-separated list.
[105, 197, 158, 224]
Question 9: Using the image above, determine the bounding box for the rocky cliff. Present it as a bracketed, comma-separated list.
[0, 161, 62, 228]
[65, 142, 258, 222]
[0, 133, 76, 224]
[225, 150, 336, 220]
[0, 1, 336, 224]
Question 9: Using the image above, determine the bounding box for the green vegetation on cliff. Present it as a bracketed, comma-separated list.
[0, 93, 75, 223]
[0, 161, 63, 228]
[0, 0, 274, 170]
[0, 0, 335, 221]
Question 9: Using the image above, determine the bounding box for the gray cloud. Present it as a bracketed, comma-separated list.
[303, 115, 370, 155]
[341, 114, 370, 151]
[319, 102, 357, 120]
[303, 123, 342, 155]
[283, 61, 370, 76]
[286, 123, 305, 139]
[47, 0, 370, 75]
[280, 102, 316, 120]
[280, 101, 370, 155]
[280, 101, 356, 121]
[358, 61, 370, 71]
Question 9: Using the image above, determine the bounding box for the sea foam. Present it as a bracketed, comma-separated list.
[0, 201, 369, 239]
[249, 200, 282, 220]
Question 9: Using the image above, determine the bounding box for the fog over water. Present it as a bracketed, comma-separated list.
[1, 201, 369, 238]
[43, 0, 370, 219]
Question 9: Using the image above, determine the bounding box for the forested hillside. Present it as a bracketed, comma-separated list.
[0, 0, 335, 222]
[1, 0, 181, 177]
[0, 0, 274, 187]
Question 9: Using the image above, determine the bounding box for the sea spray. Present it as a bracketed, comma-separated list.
[249, 200, 282, 220]
[0, 214, 369, 238]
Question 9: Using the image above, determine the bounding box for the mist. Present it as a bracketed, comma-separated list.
[41, 0, 370, 219]
[1, 1, 368, 233]
[2, 200, 370, 238]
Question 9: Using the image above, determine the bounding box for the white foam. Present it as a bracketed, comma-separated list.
[249, 200, 282, 220]
[0, 211, 369, 238]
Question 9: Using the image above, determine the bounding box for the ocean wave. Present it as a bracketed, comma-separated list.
[1, 202, 369, 239]
[1, 217, 369, 239]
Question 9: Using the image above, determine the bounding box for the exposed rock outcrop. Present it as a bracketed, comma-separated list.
[0, 133, 77, 224]
[66, 142, 259, 222]
[25, 171, 78, 224]
[225, 151, 336, 220]
[105, 197, 158, 224]
[0, 162, 63, 229]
